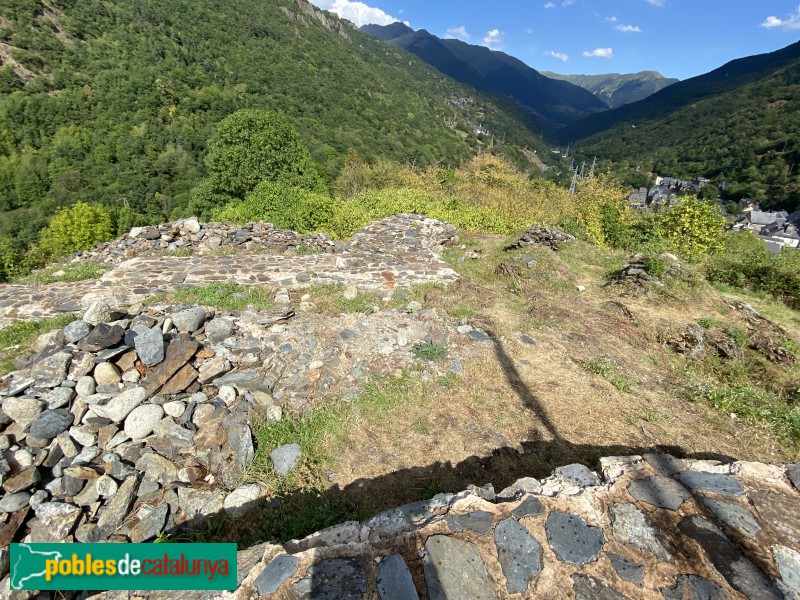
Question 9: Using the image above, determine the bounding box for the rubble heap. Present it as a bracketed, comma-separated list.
[504, 226, 576, 251]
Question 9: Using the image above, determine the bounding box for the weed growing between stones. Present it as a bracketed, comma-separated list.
[412, 341, 448, 361]
[579, 358, 635, 393]
[12, 261, 110, 285]
[0, 314, 76, 373]
[147, 282, 276, 311]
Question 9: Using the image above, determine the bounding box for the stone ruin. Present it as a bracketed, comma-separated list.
[0, 214, 798, 598]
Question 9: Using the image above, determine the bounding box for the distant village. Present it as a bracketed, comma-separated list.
[628, 176, 799, 253]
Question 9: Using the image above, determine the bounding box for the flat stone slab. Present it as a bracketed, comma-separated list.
[512, 496, 544, 519]
[252, 554, 298, 596]
[445, 511, 495, 536]
[376, 554, 419, 600]
[702, 498, 761, 539]
[627, 476, 691, 510]
[423, 535, 497, 600]
[609, 503, 673, 561]
[679, 516, 782, 600]
[494, 518, 543, 594]
[554, 463, 601, 486]
[661, 575, 730, 600]
[546, 511, 604, 565]
[679, 471, 745, 496]
[292, 558, 367, 600]
[608, 553, 645, 587]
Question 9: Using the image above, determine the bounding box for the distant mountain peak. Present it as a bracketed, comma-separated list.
[540, 71, 679, 108]
[361, 23, 607, 130]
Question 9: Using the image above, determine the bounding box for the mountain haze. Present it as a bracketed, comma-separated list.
[362, 23, 607, 130]
[540, 71, 678, 108]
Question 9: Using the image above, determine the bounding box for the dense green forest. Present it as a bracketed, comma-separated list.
[563, 42, 800, 211]
[0, 0, 547, 251]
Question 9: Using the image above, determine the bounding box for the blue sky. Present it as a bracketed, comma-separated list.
[310, 1, 800, 80]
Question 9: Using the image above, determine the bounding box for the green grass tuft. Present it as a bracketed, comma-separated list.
[12, 262, 111, 285]
[149, 282, 275, 311]
[580, 358, 635, 393]
[411, 341, 448, 361]
[0, 315, 78, 374]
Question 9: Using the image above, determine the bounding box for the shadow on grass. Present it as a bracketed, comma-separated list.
[175, 332, 734, 553]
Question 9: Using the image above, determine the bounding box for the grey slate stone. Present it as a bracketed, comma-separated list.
[340, 329, 358, 341]
[545, 511, 605, 565]
[512, 496, 544, 519]
[423, 535, 497, 600]
[787, 463, 800, 492]
[554, 463, 601, 486]
[702, 498, 761, 539]
[134, 326, 165, 366]
[171, 307, 207, 333]
[96, 476, 138, 535]
[678, 515, 781, 600]
[494, 518, 543, 594]
[270, 443, 302, 476]
[28, 409, 74, 439]
[468, 330, 490, 341]
[445, 511, 495, 536]
[30, 351, 72, 388]
[773, 546, 800, 599]
[608, 553, 645, 587]
[0, 491, 30, 513]
[571, 574, 631, 600]
[679, 471, 745, 497]
[609, 503, 673, 561]
[661, 575, 730, 599]
[228, 422, 254, 468]
[129, 504, 168, 542]
[292, 558, 366, 600]
[627, 476, 691, 510]
[643, 453, 685, 476]
[63, 320, 92, 344]
[377, 554, 419, 600]
[44, 387, 74, 409]
[253, 554, 298, 596]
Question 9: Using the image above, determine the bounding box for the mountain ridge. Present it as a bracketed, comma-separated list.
[540, 71, 679, 108]
[361, 23, 607, 130]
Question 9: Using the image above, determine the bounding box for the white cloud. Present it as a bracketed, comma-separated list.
[544, 1, 555, 8]
[310, 0, 402, 27]
[544, 50, 569, 62]
[483, 28, 504, 49]
[615, 24, 642, 32]
[606, 16, 618, 22]
[525, 27, 534, 34]
[645, 0, 666, 6]
[562, 0, 576, 5]
[444, 26, 470, 41]
[761, 5, 800, 31]
[583, 47, 613, 58]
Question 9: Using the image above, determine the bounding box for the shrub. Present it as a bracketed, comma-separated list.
[205, 109, 325, 199]
[212, 181, 333, 233]
[38, 202, 113, 259]
[705, 231, 800, 308]
[660, 197, 726, 261]
[571, 174, 632, 246]
[328, 188, 516, 239]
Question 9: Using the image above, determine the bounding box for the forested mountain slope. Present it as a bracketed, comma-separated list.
[562, 41, 800, 210]
[362, 23, 607, 130]
[540, 71, 678, 108]
[0, 0, 544, 248]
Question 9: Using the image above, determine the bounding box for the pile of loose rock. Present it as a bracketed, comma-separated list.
[0, 288, 490, 569]
[504, 226, 575, 251]
[70, 217, 339, 266]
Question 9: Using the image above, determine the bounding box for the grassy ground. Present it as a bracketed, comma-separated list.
[145, 282, 276, 312]
[0, 315, 77, 373]
[12, 262, 110, 285]
[181, 233, 798, 547]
